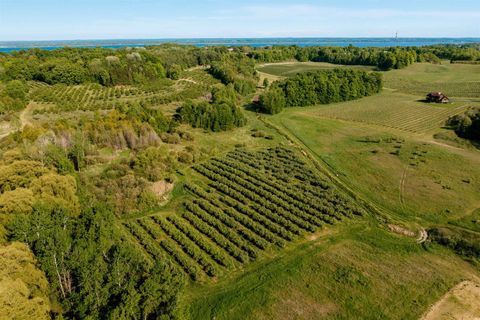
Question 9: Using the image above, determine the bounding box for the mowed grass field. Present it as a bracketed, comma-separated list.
[305, 90, 473, 134]
[257, 61, 375, 78]
[383, 62, 480, 98]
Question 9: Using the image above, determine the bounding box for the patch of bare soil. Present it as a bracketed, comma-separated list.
[150, 180, 174, 201]
[387, 224, 416, 237]
[421, 280, 480, 320]
[0, 122, 12, 139]
[387, 224, 428, 243]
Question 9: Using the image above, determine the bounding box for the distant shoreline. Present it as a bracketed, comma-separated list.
[1, 37, 479, 53]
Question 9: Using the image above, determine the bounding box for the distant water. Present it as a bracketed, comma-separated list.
[1, 38, 479, 53]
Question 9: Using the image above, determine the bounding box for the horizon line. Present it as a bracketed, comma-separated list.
[1, 36, 480, 43]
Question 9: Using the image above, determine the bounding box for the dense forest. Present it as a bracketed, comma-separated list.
[259, 69, 383, 114]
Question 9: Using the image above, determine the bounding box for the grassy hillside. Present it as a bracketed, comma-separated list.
[270, 112, 480, 223]
[238, 59, 480, 319]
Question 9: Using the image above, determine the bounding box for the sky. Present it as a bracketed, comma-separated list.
[0, 0, 479, 41]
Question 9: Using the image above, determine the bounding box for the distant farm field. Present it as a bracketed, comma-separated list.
[384, 62, 480, 98]
[257, 62, 375, 78]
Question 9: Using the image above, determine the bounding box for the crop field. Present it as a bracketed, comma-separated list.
[257, 62, 375, 78]
[302, 90, 471, 134]
[384, 63, 480, 98]
[30, 83, 145, 108]
[121, 147, 365, 281]
[28, 72, 214, 113]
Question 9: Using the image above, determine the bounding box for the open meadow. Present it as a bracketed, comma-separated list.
[384, 62, 480, 98]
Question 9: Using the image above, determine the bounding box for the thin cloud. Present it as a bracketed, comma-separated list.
[240, 4, 480, 20]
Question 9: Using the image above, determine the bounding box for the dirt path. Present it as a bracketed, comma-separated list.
[399, 165, 409, 210]
[421, 280, 480, 320]
[186, 65, 208, 72]
[0, 122, 13, 139]
[19, 103, 35, 129]
[426, 139, 466, 152]
[178, 78, 198, 85]
[0, 103, 36, 140]
[423, 138, 480, 165]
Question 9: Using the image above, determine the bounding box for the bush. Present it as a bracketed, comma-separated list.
[5, 80, 28, 100]
[259, 87, 286, 114]
[447, 108, 480, 141]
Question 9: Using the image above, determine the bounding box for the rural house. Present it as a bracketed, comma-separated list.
[426, 92, 450, 103]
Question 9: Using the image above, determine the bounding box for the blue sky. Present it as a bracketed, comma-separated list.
[0, 0, 479, 40]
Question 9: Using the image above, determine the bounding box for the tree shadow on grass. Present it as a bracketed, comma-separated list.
[243, 102, 261, 113]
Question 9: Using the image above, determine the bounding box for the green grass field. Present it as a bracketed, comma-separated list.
[185, 219, 479, 320]
[383, 62, 480, 98]
[271, 112, 480, 223]
[257, 62, 375, 78]
[258, 61, 480, 99]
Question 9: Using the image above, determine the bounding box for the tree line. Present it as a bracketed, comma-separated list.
[259, 69, 383, 114]
[1, 43, 479, 90]
[249, 44, 480, 69]
[250, 45, 417, 70]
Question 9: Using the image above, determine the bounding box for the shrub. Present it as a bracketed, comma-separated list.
[259, 87, 286, 114]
